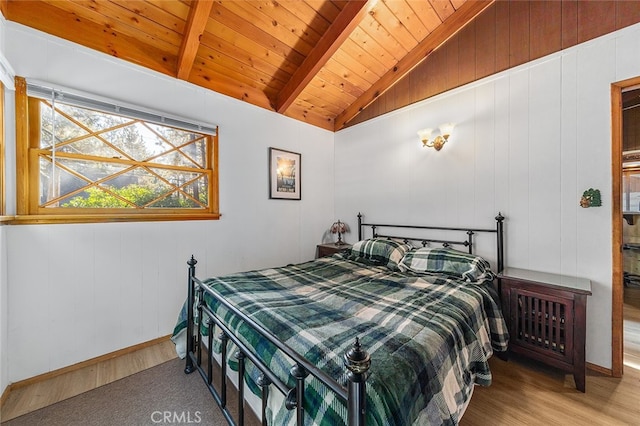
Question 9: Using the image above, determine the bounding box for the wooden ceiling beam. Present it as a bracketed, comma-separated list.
[334, 0, 495, 131]
[177, 0, 213, 80]
[275, 0, 374, 114]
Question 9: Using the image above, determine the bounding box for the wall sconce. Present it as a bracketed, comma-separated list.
[417, 123, 455, 151]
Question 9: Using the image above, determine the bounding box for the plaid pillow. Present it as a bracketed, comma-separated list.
[398, 247, 495, 283]
[348, 238, 412, 271]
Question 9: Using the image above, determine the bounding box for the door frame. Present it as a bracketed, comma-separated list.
[612, 76, 640, 378]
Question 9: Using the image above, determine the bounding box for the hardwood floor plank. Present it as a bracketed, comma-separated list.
[464, 355, 640, 424]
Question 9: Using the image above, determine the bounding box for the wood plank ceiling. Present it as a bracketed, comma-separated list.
[3, 0, 493, 131]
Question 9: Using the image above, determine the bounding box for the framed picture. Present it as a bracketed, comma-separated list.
[269, 147, 301, 200]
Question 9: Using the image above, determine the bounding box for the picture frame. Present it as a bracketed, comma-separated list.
[269, 147, 301, 200]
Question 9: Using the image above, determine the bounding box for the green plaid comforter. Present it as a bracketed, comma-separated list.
[172, 254, 509, 425]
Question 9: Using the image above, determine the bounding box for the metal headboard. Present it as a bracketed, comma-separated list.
[357, 212, 505, 273]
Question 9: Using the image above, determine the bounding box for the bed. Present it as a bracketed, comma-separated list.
[172, 213, 509, 425]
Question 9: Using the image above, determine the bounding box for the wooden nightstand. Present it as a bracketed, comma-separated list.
[316, 243, 352, 258]
[498, 268, 592, 392]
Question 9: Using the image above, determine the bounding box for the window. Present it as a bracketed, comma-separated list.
[14, 77, 219, 223]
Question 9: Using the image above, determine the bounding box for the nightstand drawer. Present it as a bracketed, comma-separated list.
[316, 243, 351, 258]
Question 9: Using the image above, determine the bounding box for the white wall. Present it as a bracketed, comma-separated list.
[335, 22, 640, 369]
[5, 11, 638, 386]
[4, 23, 335, 383]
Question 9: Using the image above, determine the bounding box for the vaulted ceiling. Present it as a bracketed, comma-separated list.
[2, 0, 493, 131]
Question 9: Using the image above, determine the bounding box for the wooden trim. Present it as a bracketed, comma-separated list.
[611, 75, 640, 378]
[177, 0, 214, 80]
[275, 0, 372, 113]
[10, 212, 221, 225]
[27, 98, 40, 215]
[587, 361, 613, 377]
[334, 0, 494, 130]
[210, 128, 219, 214]
[5, 335, 172, 392]
[32, 149, 211, 175]
[612, 82, 624, 378]
[14, 77, 28, 215]
[0, 383, 9, 410]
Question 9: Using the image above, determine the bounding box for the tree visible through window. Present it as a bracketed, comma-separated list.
[15, 77, 219, 223]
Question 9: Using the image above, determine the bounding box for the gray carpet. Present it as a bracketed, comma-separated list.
[3, 358, 261, 426]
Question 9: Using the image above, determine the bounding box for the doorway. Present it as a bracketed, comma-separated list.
[612, 77, 640, 378]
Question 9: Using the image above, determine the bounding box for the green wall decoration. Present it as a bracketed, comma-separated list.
[580, 188, 602, 208]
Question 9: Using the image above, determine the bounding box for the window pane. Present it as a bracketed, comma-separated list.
[180, 138, 207, 168]
[39, 164, 89, 205]
[59, 187, 136, 208]
[40, 103, 88, 148]
[33, 97, 214, 215]
[151, 138, 206, 168]
[55, 136, 124, 159]
[40, 156, 130, 205]
[101, 122, 169, 161]
[149, 168, 208, 208]
[146, 123, 201, 146]
[53, 157, 130, 182]
[147, 174, 208, 208]
[56, 103, 132, 132]
[623, 171, 640, 212]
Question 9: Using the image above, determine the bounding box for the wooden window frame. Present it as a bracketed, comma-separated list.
[13, 76, 219, 224]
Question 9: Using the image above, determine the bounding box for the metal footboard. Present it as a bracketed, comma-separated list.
[183, 256, 371, 426]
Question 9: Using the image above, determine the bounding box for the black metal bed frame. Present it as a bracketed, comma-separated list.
[358, 212, 505, 272]
[183, 212, 505, 426]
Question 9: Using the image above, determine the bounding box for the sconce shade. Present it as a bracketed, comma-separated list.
[417, 128, 433, 142]
[439, 123, 455, 138]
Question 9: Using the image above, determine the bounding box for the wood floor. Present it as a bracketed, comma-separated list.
[463, 355, 640, 425]
[463, 285, 640, 425]
[3, 295, 640, 424]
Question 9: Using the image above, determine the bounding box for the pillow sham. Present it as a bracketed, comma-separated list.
[398, 247, 495, 283]
[348, 238, 412, 271]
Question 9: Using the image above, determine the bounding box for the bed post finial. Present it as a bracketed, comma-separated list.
[466, 230, 474, 254]
[185, 255, 198, 374]
[344, 337, 370, 426]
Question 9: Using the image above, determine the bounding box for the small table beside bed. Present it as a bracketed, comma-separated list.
[172, 213, 509, 425]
